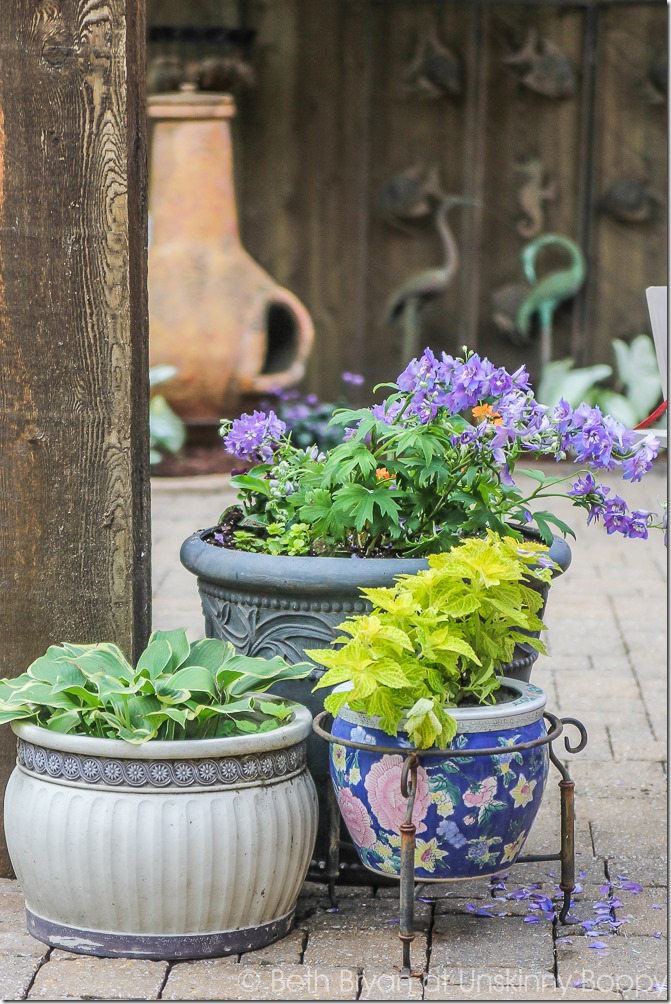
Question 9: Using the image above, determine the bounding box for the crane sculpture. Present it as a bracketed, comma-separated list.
[515, 233, 586, 372]
[384, 194, 478, 365]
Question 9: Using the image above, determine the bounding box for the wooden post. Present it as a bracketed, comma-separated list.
[0, 1, 150, 874]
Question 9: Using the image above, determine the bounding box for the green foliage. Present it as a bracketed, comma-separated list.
[149, 366, 187, 465]
[309, 532, 554, 749]
[224, 405, 540, 557]
[0, 629, 312, 743]
[538, 335, 663, 428]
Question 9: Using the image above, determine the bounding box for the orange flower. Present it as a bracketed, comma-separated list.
[376, 467, 391, 480]
[472, 404, 503, 425]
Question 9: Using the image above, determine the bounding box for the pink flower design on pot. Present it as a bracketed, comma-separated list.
[463, 776, 498, 809]
[365, 754, 431, 834]
[337, 788, 376, 849]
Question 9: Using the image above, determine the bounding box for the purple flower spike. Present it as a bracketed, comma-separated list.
[223, 409, 286, 463]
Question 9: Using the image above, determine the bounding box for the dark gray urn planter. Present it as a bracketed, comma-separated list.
[180, 529, 571, 866]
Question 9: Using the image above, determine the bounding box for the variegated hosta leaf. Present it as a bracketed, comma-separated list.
[0, 633, 312, 742]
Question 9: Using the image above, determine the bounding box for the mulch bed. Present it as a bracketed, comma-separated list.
[151, 444, 240, 478]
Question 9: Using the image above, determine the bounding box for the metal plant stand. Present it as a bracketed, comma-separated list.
[313, 711, 587, 975]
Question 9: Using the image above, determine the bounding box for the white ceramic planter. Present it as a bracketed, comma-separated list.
[5, 700, 318, 959]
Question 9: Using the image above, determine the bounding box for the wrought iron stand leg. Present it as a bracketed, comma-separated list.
[558, 778, 575, 923]
[399, 818, 416, 976]
[326, 781, 340, 908]
[399, 755, 419, 976]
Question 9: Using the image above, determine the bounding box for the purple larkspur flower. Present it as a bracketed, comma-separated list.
[223, 409, 286, 463]
[551, 397, 573, 434]
[568, 472, 600, 497]
[396, 349, 440, 394]
[626, 509, 651, 539]
[342, 371, 365, 386]
[570, 409, 616, 468]
[372, 399, 404, 425]
[621, 433, 660, 482]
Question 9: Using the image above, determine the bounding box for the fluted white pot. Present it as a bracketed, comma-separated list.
[5, 700, 318, 960]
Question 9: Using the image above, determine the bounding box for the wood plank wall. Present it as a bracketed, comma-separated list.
[148, 0, 667, 401]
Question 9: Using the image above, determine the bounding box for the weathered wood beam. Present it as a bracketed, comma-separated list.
[0, 0, 150, 874]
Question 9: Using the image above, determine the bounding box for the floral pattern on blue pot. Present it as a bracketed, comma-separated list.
[329, 679, 549, 881]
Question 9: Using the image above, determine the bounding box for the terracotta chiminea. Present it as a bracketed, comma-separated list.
[147, 91, 314, 423]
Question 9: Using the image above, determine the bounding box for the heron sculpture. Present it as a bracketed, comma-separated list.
[384, 194, 478, 364]
[515, 233, 586, 371]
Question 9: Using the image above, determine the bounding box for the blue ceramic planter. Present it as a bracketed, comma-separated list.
[329, 679, 549, 881]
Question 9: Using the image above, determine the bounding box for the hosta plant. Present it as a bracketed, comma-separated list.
[308, 531, 554, 749]
[214, 346, 664, 558]
[0, 628, 312, 743]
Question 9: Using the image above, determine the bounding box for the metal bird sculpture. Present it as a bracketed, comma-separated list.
[515, 233, 586, 371]
[384, 194, 478, 364]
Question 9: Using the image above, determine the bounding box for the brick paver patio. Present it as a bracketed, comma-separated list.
[1, 459, 667, 1001]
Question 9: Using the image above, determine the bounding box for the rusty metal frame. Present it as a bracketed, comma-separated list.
[312, 710, 588, 975]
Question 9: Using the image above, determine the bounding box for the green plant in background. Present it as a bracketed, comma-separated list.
[0, 628, 312, 743]
[308, 532, 554, 749]
[537, 334, 664, 429]
[261, 372, 365, 452]
[149, 365, 187, 465]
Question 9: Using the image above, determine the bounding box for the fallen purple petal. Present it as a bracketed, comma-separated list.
[652, 903, 663, 910]
[573, 980, 584, 988]
[620, 880, 644, 894]
[599, 884, 611, 895]
[524, 915, 540, 923]
[588, 940, 608, 949]
[653, 932, 662, 939]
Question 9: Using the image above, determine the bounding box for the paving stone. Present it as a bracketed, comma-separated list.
[620, 993, 668, 1001]
[294, 882, 376, 923]
[553, 670, 641, 712]
[359, 968, 423, 1000]
[424, 968, 621, 1000]
[0, 954, 48, 1002]
[609, 885, 668, 939]
[239, 926, 306, 964]
[27, 953, 169, 999]
[300, 893, 430, 931]
[609, 735, 668, 763]
[303, 926, 426, 971]
[588, 800, 667, 885]
[163, 961, 359, 1000]
[567, 760, 667, 800]
[555, 723, 614, 762]
[556, 933, 667, 996]
[415, 880, 491, 901]
[429, 913, 554, 973]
